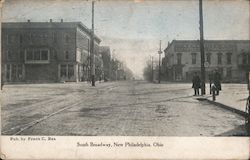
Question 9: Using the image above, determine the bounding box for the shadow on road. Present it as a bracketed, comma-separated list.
[216, 125, 249, 136]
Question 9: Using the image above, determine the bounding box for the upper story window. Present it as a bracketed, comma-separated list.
[7, 34, 15, 44]
[25, 48, 50, 64]
[206, 53, 211, 64]
[191, 53, 197, 64]
[19, 50, 24, 60]
[217, 53, 222, 65]
[242, 53, 247, 64]
[65, 51, 69, 60]
[20, 35, 23, 44]
[65, 34, 70, 43]
[177, 53, 182, 65]
[7, 50, 11, 60]
[52, 32, 57, 43]
[226, 52, 232, 64]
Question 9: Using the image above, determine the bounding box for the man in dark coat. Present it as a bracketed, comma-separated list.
[213, 70, 222, 95]
[192, 72, 201, 96]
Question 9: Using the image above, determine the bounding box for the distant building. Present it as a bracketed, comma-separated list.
[1, 20, 101, 83]
[162, 40, 250, 82]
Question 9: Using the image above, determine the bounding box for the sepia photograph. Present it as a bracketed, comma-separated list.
[0, 0, 250, 159]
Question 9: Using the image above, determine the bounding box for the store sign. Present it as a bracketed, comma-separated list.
[175, 42, 236, 52]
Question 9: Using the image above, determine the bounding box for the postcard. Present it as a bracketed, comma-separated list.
[1, 0, 250, 159]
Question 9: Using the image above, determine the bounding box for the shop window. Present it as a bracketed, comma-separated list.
[60, 64, 74, 79]
[60, 65, 67, 78]
[6, 64, 11, 81]
[68, 65, 74, 78]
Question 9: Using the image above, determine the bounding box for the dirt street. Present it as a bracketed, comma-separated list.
[1, 81, 246, 136]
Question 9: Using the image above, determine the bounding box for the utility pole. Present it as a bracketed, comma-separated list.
[151, 56, 154, 82]
[199, 0, 206, 95]
[90, 1, 95, 86]
[158, 40, 162, 84]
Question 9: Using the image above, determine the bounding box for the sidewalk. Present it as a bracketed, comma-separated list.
[203, 83, 249, 116]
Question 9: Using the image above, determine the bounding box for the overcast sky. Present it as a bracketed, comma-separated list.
[2, 0, 250, 78]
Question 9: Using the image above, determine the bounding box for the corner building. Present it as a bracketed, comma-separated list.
[162, 40, 250, 82]
[1, 20, 101, 83]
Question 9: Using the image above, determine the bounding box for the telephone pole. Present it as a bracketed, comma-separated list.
[199, 0, 206, 95]
[151, 56, 154, 82]
[158, 40, 162, 84]
[90, 1, 95, 86]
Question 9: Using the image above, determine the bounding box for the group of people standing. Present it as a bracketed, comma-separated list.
[192, 70, 221, 96]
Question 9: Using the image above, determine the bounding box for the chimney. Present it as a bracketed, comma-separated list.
[50, 19, 52, 22]
[61, 19, 63, 23]
[27, 19, 30, 22]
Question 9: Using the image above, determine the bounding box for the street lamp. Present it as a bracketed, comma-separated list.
[158, 40, 162, 84]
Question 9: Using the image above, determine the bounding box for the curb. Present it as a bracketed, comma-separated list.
[198, 98, 248, 118]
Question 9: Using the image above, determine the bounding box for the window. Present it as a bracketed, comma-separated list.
[226, 53, 232, 64]
[177, 53, 182, 64]
[7, 50, 11, 60]
[34, 49, 40, 60]
[60, 65, 67, 78]
[217, 53, 222, 65]
[68, 65, 74, 78]
[7, 35, 15, 44]
[248, 53, 250, 65]
[6, 64, 11, 81]
[20, 35, 23, 44]
[41, 50, 49, 60]
[191, 53, 197, 64]
[60, 64, 74, 79]
[52, 32, 57, 43]
[206, 53, 211, 64]
[226, 68, 232, 78]
[25, 49, 49, 63]
[65, 34, 70, 43]
[29, 33, 33, 44]
[26, 49, 33, 60]
[19, 50, 24, 60]
[65, 51, 69, 60]
[243, 53, 247, 64]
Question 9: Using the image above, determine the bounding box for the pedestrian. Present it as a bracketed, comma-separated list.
[213, 70, 222, 95]
[208, 73, 213, 94]
[192, 72, 201, 96]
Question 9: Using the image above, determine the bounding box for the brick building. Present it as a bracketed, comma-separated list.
[1, 20, 101, 83]
[162, 40, 250, 82]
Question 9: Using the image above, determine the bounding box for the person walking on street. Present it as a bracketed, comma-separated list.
[192, 72, 201, 96]
[213, 70, 222, 95]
